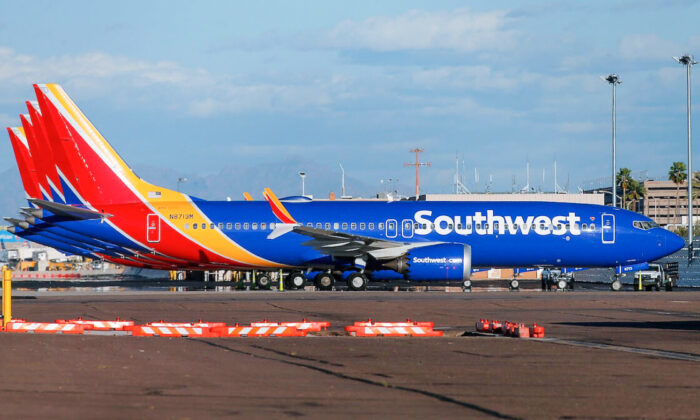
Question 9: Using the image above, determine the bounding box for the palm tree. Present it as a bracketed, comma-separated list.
[627, 179, 646, 212]
[616, 168, 632, 209]
[668, 162, 687, 224]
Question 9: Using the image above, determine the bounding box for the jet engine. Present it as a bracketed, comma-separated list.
[382, 243, 471, 281]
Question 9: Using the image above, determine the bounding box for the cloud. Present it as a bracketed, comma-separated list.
[411, 65, 537, 91]
[557, 121, 601, 134]
[323, 8, 517, 52]
[0, 113, 13, 127]
[0, 47, 347, 116]
[619, 34, 680, 61]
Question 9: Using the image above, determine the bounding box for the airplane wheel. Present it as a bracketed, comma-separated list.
[314, 272, 334, 290]
[557, 279, 567, 290]
[257, 274, 271, 289]
[462, 279, 472, 292]
[665, 282, 673, 291]
[347, 272, 367, 291]
[509, 279, 519, 291]
[610, 279, 622, 291]
[288, 272, 306, 289]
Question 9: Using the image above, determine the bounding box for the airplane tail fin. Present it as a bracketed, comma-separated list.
[32, 83, 184, 207]
[6, 126, 43, 202]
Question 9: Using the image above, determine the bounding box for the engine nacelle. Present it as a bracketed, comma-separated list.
[383, 243, 471, 281]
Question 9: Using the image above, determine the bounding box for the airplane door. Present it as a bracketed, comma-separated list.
[401, 219, 414, 238]
[147, 214, 161, 243]
[601, 214, 615, 244]
[386, 219, 397, 238]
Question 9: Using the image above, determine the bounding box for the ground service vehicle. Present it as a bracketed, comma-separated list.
[631, 262, 678, 291]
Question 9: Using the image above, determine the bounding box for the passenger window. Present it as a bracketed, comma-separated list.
[307, 222, 312, 227]
[235, 223, 241, 230]
[334, 222, 339, 229]
[448, 224, 453, 229]
[252, 223, 258, 230]
[325, 223, 331, 229]
[184, 223, 189, 229]
[270, 223, 275, 229]
[226, 223, 232, 230]
[217, 223, 223, 229]
[582, 223, 587, 230]
[316, 222, 322, 229]
[379, 222, 385, 230]
[243, 223, 249, 230]
[360, 223, 366, 230]
[369, 223, 374, 230]
[193, 223, 198, 230]
[589, 224, 595, 231]
[261, 223, 267, 230]
[202, 223, 207, 229]
[342, 222, 348, 230]
[351, 222, 357, 230]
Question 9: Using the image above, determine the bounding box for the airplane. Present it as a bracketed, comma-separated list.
[3, 84, 685, 291]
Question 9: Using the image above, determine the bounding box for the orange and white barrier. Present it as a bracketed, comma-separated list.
[346, 325, 443, 337]
[146, 320, 226, 329]
[345, 320, 442, 337]
[129, 325, 212, 337]
[13, 273, 81, 279]
[250, 319, 330, 332]
[352, 319, 434, 328]
[56, 317, 134, 331]
[476, 319, 490, 332]
[4, 321, 85, 334]
[210, 325, 307, 337]
[529, 324, 545, 338]
[477, 319, 545, 338]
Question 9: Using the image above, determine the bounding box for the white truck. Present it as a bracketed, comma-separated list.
[631, 262, 678, 291]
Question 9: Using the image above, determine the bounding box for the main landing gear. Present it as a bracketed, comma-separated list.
[286, 271, 307, 290]
[610, 275, 622, 291]
[314, 272, 335, 291]
[347, 272, 368, 291]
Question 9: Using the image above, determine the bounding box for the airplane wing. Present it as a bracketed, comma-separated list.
[263, 187, 438, 262]
[269, 224, 439, 261]
[29, 199, 112, 220]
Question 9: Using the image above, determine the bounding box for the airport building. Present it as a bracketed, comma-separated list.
[415, 193, 604, 205]
[589, 180, 700, 226]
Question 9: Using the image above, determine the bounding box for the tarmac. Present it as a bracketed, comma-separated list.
[1, 289, 699, 419]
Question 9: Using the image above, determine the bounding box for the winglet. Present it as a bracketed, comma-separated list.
[243, 192, 253, 201]
[263, 188, 297, 224]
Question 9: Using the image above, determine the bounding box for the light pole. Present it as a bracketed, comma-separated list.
[177, 177, 187, 192]
[674, 54, 697, 259]
[298, 171, 307, 196]
[601, 74, 621, 208]
[594, 189, 622, 204]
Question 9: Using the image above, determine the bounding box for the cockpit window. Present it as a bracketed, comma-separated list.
[633, 220, 660, 230]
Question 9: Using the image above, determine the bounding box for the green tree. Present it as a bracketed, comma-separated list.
[668, 162, 687, 224]
[616, 168, 632, 209]
[627, 179, 646, 212]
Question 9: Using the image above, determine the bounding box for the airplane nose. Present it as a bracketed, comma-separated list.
[665, 230, 685, 254]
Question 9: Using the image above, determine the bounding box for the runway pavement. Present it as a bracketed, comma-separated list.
[1, 290, 699, 419]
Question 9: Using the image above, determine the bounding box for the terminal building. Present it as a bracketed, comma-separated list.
[590, 180, 700, 227]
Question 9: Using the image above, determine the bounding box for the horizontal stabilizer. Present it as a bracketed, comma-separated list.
[267, 223, 298, 239]
[29, 199, 112, 220]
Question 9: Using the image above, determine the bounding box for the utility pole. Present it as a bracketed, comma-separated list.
[601, 74, 621, 208]
[404, 148, 431, 198]
[674, 54, 697, 260]
[339, 163, 346, 197]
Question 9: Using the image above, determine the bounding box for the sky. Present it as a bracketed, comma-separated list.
[1, 0, 699, 197]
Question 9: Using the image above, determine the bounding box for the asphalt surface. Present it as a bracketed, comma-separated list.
[1, 289, 699, 419]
